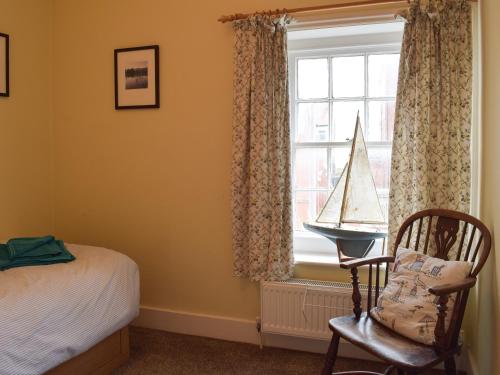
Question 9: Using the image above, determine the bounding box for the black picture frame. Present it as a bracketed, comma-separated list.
[114, 45, 159, 109]
[0, 32, 9, 97]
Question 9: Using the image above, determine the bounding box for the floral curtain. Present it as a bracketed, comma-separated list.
[388, 0, 472, 252]
[231, 15, 294, 281]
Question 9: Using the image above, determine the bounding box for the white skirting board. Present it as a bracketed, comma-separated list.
[133, 306, 260, 345]
[133, 306, 475, 373]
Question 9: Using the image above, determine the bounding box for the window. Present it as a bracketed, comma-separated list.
[289, 23, 404, 262]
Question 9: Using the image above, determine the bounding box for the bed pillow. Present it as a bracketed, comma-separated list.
[370, 247, 472, 345]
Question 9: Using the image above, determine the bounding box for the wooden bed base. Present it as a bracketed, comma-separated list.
[46, 326, 130, 375]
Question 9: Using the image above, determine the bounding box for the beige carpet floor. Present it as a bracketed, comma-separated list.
[113, 326, 445, 374]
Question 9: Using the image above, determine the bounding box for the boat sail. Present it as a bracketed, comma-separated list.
[316, 113, 385, 226]
[304, 114, 387, 259]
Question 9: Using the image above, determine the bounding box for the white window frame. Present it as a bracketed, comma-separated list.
[289, 38, 402, 264]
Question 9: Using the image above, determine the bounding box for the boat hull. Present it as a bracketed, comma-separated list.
[303, 222, 387, 258]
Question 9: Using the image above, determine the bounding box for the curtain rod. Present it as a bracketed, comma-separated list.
[218, 0, 477, 23]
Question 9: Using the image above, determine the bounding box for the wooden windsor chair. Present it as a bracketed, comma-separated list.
[322, 209, 491, 375]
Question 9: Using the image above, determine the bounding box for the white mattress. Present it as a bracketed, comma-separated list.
[0, 244, 140, 375]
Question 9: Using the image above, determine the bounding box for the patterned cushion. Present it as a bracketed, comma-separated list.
[371, 247, 472, 345]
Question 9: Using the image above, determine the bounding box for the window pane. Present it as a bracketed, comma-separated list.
[367, 147, 391, 190]
[329, 147, 350, 189]
[332, 56, 364, 98]
[367, 147, 391, 221]
[296, 102, 329, 142]
[294, 191, 328, 231]
[295, 148, 328, 189]
[368, 54, 400, 97]
[331, 101, 365, 142]
[367, 100, 396, 141]
[298, 59, 329, 99]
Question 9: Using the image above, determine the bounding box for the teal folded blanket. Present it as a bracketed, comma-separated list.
[0, 236, 75, 271]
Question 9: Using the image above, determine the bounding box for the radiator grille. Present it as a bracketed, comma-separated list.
[261, 278, 369, 340]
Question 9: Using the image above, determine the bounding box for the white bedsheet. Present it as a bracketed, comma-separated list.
[0, 244, 140, 375]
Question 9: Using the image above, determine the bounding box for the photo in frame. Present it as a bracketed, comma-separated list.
[114, 45, 159, 109]
[0, 33, 9, 97]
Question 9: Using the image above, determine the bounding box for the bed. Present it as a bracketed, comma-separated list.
[0, 243, 140, 375]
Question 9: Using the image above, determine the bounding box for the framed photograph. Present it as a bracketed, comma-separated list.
[0, 33, 9, 97]
[114, 45, 159, 109]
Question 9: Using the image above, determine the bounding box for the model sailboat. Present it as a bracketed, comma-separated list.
[304, 114, 388, 259]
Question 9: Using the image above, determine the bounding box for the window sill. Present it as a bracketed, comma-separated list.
[293, 231, 386, 266]
[294, 252, 340, 266]
[294, 253, 389, 272]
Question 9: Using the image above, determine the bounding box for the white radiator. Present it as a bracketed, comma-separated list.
[260, 279, 368, 340]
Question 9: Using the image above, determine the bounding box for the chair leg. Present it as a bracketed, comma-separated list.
[444, 356, 457, 375]
[322, 332, 340, 375]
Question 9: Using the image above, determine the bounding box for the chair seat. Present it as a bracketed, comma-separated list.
[329, 313, 452, 370]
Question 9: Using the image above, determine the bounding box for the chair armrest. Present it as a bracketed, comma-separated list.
[428, 278, 476, 296]
[340, 256, 395, 269]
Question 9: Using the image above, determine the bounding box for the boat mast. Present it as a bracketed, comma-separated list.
[338, 114, 361, 227]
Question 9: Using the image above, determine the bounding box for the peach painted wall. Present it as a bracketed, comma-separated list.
[0, 0, 54, 238]
[51, 0, 354, 320]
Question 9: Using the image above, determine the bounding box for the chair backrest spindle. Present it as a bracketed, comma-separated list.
[463, 226, 476, 260]
[367, 264, 373, 316]
[384, 261, 389, 287]
[405, 222, 413, 248]
[471, 235, 483, 264]
[414, 217, 423, 252]
[456, 222, 468, 261]
[423, 216, 433, 254]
